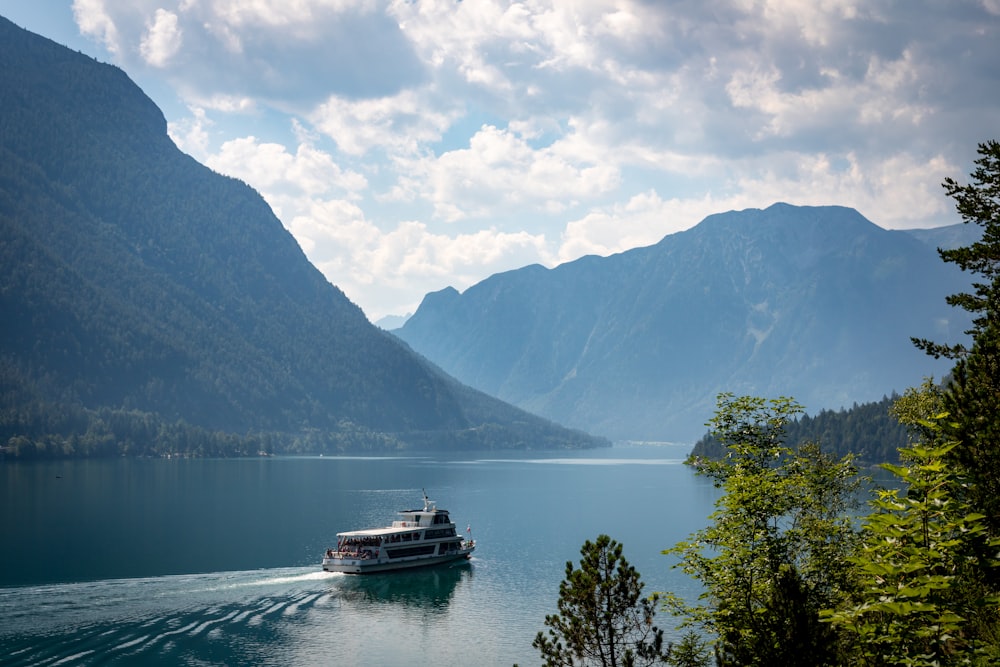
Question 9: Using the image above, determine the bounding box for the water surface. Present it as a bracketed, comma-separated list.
[1, 445, 718, 666]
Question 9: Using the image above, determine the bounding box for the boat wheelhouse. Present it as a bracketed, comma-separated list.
[322, 492, 475, 574]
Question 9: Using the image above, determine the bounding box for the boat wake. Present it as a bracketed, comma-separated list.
[0, 567, 344, 666]
[189, 567, 340, 591]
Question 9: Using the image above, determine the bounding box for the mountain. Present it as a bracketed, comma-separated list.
[0, 16, 606, 455]
[394, 204, 972, 442]
[376, 313, 413, 330]
[906, 222, 983, 253]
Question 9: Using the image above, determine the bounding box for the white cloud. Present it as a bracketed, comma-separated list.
[167, 106, 213, 158]
[729, 151, 954, 228]
[755, 0, 869, 46]
[73, 0, 122, 55]
[559, 190, 705, 261]
[310, 88, 460, 156]
[399, 124, 620, 222]
[390, 0, 531, 87]
[288, 205, 553, 319]
[857, 50, 931, 125]
[140, 8, 182, 67]
[204, 135, 368, 203]
[725, 48, 932, 141]
[64, 0, 1000, 318]
[207, 0, 374, 30]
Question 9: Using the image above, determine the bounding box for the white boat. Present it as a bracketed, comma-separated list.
[322, 492, 476, 574]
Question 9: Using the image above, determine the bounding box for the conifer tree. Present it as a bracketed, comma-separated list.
[532, 535, 671, 667]
[912, 139, 1000, 536]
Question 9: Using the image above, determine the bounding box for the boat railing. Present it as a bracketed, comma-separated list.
[325, 548, 379, 561]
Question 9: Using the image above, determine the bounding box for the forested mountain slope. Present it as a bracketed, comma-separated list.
[0, 16, 606, 456]
[689, 394, 911, 464]
[396, 204, 971, 442]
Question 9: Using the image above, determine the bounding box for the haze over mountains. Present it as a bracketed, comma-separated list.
[395, 204, 975, 442]
[0, 16, 605, 454]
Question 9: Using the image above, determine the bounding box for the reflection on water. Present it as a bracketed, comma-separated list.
[336, 560, 471, 610]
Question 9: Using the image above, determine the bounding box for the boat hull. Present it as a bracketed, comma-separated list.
[322, 548, 474, 574]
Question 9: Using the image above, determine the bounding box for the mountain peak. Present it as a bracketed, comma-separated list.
[397, 203, 969, 442]
[691, 203, 878, 235]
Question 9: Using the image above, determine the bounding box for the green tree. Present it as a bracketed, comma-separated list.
[821, 419, 1000, 666]
[665, 393, 861, 666]
[889, 379, 945, 444]
[531, 535, 671, 667]
[912, 140, 1000, 536]
[690, 394, 911, 465]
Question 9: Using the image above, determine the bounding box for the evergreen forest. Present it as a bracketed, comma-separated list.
[689, 393, 913, 465]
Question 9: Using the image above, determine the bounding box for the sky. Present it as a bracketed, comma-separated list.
[2, 1, 999, 322]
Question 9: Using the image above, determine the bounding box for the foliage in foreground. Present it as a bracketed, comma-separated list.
[666, 394, 861, 666]
[822, 417, 1000, 666]
[666, 393, 1000, 666]
[913, 139, 1000, 541]
[529, 535, 672, 667]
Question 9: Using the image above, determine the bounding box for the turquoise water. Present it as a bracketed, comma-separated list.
[0, 445, 719, 666]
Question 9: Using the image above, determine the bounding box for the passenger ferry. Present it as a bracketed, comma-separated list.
[322, 492, 476, 574]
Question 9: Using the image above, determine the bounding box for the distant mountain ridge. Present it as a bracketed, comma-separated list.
[0, 15, 606, 454]
[395, 204, 972, 442]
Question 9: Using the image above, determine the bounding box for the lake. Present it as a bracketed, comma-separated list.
[0, 444, 721, 666]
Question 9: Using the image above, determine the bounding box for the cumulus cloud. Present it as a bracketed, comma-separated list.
[139, 8, 181, 67]
[723, 48, 934, 144]
[75, 0, 424, 104]
[206, 0, 374, 30]
[310, 88, 460, 156]
[69, 0, 1000, 318]
[396, 123, 621, 223]
[559, 190, 704, 261]
[167, 106, 212, 158]
[729, 152, 956, 228]
[73, 0, 122, 55]
[286, 204, 554, 318]
[203, 134, 368, 204]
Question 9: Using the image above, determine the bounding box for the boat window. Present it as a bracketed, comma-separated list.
[402, 533, 412, 541]
[424, 528, 456, 539]
[386, 544, 436, 559]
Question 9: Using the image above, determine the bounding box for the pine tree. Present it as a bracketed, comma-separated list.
[912, 140, 1000, 537]
[531, 535, 671, 667]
